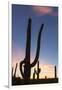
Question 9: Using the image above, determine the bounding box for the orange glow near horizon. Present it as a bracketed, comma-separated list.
[12, 60, 57, 79]
[30, 64, 55, 79]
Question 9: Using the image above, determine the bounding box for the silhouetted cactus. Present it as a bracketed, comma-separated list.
[20, 18, 31, 80]
[14, 63, 18, 77]
[45, 76, 47, 79]
[20, 18, 44, 80]
[55, 66, 57, 78]
[33, 68, 36, 79]
[33, 61, 41, 79]
[37, 61, 41, 79]
[12, 67, 13, 77]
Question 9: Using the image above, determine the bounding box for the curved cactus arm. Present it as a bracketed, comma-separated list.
[30, 24, 44, 67]
[14, 63, 18, 77]
[19, 60, 25, 78]
[12, 67, 13, 77]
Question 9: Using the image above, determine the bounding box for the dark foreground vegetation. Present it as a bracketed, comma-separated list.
[12, 77, 58, 85]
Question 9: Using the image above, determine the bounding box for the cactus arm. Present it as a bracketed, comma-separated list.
[31, 24, 44, 67]
[12, 67, 13, 77]
[14, 63, 18, 77]
[20, 60, 25, 78]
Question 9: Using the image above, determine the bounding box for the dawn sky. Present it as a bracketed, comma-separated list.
[12, 4, 58, 70]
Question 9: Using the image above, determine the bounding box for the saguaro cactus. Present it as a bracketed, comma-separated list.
[33, 68, 36, 79]
[37, 61, 41, 79]
[20, 18, 44, 80]
[55, 66, 57, 78]
[33, 61, 41, 79]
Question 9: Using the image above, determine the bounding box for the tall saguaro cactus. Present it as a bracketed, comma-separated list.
[20, 18, 44, 80]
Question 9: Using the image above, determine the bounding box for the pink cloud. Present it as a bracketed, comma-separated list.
[32, 6, 58, 16]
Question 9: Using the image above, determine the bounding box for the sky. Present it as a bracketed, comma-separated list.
[12, 4, 58, 78]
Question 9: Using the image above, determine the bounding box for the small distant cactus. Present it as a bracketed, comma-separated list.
[12, 63, 18, 78]
[55, 65, 57, 78]
[33, 68, 36, 79]
[37, 61, 41, 79]
[45, 76, 47, 79]
[33, 61, 41, 79]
